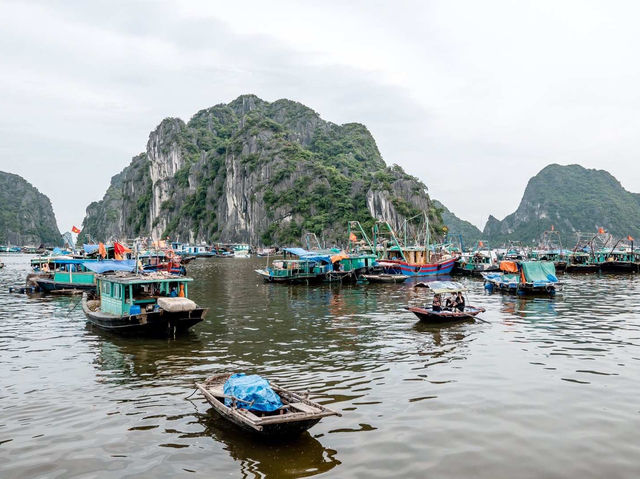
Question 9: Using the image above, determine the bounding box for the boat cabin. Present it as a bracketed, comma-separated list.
[96, 274, 194, 316]
[265, 259, 329, 279]
[32, 258, 97, 286]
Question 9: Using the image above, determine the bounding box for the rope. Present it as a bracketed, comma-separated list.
[184, 388, 199, 399]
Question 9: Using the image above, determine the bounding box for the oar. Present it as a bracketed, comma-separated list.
[65, 296, 83, 318]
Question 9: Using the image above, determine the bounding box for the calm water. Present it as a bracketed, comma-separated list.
[1, 254, 640, 478]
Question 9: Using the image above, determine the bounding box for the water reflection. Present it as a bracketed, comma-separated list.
[89, 330, 205, 383]
[196, 409, 341, 479]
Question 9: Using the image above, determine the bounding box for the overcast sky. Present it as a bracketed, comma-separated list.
[2, 0, 640, 233]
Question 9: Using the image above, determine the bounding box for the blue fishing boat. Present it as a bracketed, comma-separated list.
[482, 261, 559, 295]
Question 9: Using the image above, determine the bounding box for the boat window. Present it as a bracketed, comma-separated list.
[101, 281, 112, 296]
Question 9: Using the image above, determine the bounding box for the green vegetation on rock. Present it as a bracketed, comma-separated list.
[483, 164, 640, 246]
[0, 171, 61, 246]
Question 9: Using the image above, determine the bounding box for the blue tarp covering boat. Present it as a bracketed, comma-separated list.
[81, 260, 137, 274]
[83, 244, 100, 254]
[223, 373, 283, 412]
[282, 247, 331, 264]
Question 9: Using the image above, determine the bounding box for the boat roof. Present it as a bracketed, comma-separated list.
[96, 271, 193, 285]
[421, 281, 466, 294]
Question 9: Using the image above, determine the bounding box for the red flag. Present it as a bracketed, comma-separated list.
[71, 226, 81, 234]
[114, 242, 132, 255]
[478, 241, 484, 247]
[98, 242, 107, 259]
[598, 227, 605, 234]
[349, 233, 357, 242]
[628, 235, 634, 242]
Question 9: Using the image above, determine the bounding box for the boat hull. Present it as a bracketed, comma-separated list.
[196, 374, 339, 437]
[565, 264, 600, 274]
[34, 278, 96, 293]
[407, 306, 484, 323]
[361, 274, 409, 283]
[82, 296, 207, 336]
[255, 269, 325, 284]
[379, 258, 456, 277]
[599, 261, 639, 273]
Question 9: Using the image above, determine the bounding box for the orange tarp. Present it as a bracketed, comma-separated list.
[331, 252, 349, 263]
[500, 261, 518, 273]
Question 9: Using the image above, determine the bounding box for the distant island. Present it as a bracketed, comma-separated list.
[0, 171, 61, 246]
[483, 164, 640, 246]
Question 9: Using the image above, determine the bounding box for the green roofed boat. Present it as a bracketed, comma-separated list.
[82, 270, 207, 336]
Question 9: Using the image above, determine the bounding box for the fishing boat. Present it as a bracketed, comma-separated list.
[255, 257, 331, 284]
[482, 260, 559, 295]
[406, 281, 485, 323]
[28, 257, 103, 293]
[453, 242, 499, 276]
[325, 252, 378, 283]
[81, 265, 207, 336]
[233, 244, 251, 258]
[348, 219, 457, 278]
[360, 273, 409, 283]
[138, 250, 186, 275]
[565, 251, 599, 273]
[196, 373, 341, 436]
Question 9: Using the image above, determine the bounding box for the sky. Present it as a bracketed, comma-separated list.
[2, 0, 640, 233]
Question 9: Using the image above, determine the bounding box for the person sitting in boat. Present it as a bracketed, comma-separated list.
[170, 286, 178, 297]
[432, 294, 442, 312]
[455, 292, 465, 312]
[444, 294, 456, 311]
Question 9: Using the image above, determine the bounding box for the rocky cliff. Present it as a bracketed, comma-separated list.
[483, 164, 640, 245]
[0, 171, 61, 246]
[80, 95, 444, 246]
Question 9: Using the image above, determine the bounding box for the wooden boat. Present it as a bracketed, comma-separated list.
[29, 258, 99, 293]
[255, 255, 331, 284]
[82, 271, 207, 336]
[196, 373, 341, 436]
[407, 280, 485, 323]
[406, 305, 485, 323]
[360, 273, 409, 283]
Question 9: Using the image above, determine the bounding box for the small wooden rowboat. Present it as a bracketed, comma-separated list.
[408, 280, 486, 323]
[406, 305, 485, 323]
[360, 273, 409, 283]
[196, 373, 341, 436]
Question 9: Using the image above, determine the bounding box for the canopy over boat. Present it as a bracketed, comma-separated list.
[421, 280, 465, 294]
[521, 261, 558, 283]
[282, 247, 331, 264]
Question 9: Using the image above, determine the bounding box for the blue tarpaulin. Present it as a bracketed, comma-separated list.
[283, 247, 310, 256]
[223, 373, 283, 412]
[52, 247, 71, 255]
[83, 244, 100, 254]
[82, 260, 137, 274]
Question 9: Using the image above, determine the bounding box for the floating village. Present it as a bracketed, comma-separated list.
[1, 215, 638, 439]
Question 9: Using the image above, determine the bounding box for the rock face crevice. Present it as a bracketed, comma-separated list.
[0, 171, 61, 246]
[80, 95, 444, 246]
